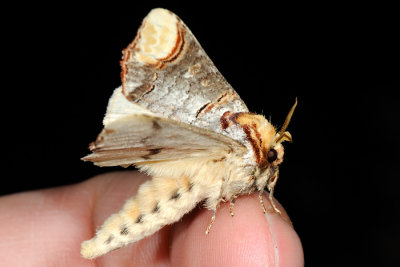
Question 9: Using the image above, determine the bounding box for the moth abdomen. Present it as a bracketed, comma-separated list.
[81, 175, 202, 259]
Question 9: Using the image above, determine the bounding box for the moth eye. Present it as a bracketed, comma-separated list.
[267, 148, 278, 163]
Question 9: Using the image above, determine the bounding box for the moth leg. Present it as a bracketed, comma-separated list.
[205, 197, 225, 235]
[205, 209, 217, 235]
[267, 170, 281, 214]
[258, 190, 267, 214]
[229, 176, 256, 216]
[229, 194, 239, 217]
[204, 180, 225, 235]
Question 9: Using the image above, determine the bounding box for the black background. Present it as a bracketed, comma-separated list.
[3, 3, 399, 266]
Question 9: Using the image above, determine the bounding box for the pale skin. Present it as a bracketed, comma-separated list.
[0, 171, 304, 266]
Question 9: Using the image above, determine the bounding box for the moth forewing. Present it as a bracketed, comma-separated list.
[81, 8, 294, 260]
[120, 8, 249, 133]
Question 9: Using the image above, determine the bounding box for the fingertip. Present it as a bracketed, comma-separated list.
[171, 194, 303, 267]
[265, 213, 304, 267]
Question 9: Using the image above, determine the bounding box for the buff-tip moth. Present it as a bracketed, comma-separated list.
[80, 8, 297, 259]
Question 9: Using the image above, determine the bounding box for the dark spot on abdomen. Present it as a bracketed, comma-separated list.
[152, 203, 160, 213]
[188, 182, 194, 191]
[105, 235, 114, 244]
[170, 190, 181, 200]
[136, 214, 144, 224]
[120, 225, 129, 235]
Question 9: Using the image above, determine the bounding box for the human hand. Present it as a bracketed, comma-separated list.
[0, 171, 303, 266]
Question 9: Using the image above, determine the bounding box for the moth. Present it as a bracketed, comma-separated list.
[81, 8, 297, 259]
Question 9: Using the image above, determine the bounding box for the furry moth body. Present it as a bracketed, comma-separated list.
[81, 8, 297, 259]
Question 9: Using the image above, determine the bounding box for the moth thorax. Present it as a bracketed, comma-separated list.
[220, 111, 279, 168]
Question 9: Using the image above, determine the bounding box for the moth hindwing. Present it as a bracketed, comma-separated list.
[81, 8, 296, 260]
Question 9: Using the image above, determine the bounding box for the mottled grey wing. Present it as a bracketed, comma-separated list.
[119, 8, 248, 133]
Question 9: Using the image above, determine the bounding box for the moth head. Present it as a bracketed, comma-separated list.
[267, 98, 298, 166]
[221, 98, 297, 168]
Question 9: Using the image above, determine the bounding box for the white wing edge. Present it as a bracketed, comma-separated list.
[103, 86, 155, 126]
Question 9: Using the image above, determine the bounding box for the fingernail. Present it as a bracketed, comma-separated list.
[263, 192, 293, 228]
[263, 193, 304, 267]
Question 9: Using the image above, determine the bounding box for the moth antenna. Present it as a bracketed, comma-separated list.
[277, 97, 298, 137]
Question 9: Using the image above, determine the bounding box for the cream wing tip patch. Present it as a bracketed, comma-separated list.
[134, 8, 180, 65]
